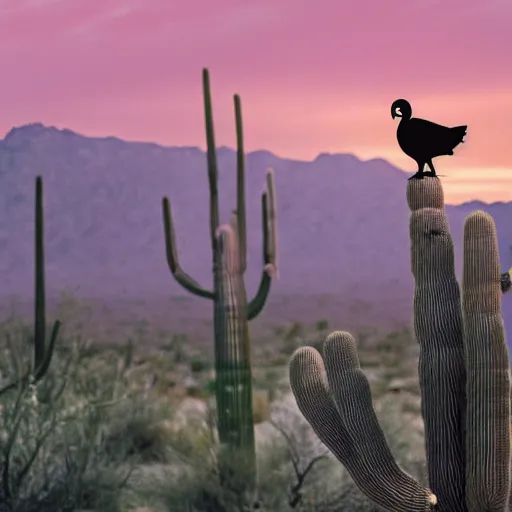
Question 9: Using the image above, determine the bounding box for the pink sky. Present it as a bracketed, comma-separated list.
[1, 0, 511, 204]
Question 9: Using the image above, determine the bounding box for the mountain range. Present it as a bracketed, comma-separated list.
[1, 123, 511, 334]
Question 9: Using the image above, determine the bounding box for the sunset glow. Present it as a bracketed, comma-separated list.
[1, 0, 512, 203]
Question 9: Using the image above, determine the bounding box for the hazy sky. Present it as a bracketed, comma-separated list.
[1, 0, 511, 204]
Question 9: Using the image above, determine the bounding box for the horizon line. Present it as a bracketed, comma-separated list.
[2, 121, 508, 208]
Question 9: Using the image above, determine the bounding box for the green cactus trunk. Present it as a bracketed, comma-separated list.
[161, 69, 278, 485]
[214, 225, 256, 488]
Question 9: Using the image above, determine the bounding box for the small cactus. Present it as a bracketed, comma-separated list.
[0, 176, 61, 395]
[289, 178, 511, 511]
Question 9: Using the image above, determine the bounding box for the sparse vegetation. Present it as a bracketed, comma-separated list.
[0, 295, 426, 511]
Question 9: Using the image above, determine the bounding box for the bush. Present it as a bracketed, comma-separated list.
[0, 318, 148, 511]
[315, 319, 329, 332]
[189, 358, 209, 373]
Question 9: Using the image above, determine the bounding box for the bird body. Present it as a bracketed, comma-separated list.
[391, 99, 467, 180]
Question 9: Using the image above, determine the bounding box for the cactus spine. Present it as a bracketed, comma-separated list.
[162, 69, 277, 480]
[289, 178, 510, 511]
[0, 176, 61, 395]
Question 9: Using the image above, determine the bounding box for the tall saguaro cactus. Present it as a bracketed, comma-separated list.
[162, 69, 277, 480]
[289, 178, 511, 511]
[0, 176, 61, 395]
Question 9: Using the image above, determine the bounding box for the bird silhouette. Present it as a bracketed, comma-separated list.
[391, 99, 467, 180]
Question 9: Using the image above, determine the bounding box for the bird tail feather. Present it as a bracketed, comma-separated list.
[450, 125, 467, 147]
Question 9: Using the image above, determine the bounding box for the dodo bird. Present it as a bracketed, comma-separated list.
[391, 99, 467, 180]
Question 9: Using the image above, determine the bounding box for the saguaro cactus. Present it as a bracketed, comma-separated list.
[289, 178, 511, 511]
[0, 176, 61, 395]
[161, 69, 277, 479]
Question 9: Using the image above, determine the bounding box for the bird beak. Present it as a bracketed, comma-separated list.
[391, 111, 396, 119]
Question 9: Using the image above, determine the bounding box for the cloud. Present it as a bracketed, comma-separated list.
[66, 0, 141, 41]
[216, 4, 281, 34]
[60, 1, 282, 47]
[144, 2, 282, 48]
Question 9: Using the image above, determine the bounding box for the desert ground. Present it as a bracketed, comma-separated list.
[0, 292, 427, 512]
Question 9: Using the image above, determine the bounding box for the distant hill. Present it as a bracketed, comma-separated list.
[1, 123, 511, 332]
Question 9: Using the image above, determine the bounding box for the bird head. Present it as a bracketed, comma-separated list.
[391, 99, 412, 120]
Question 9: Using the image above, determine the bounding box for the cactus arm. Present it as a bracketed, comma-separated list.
[289, 338, 435, 512]
[407, 179, 466, 510]
[202, 68, 221, 257]
[34, 319, 61, 381]
[462, 211, 510, 510]
[265, 168, 278, 273]
[162, 197, 214, 299]
[247, 273, 271, 320]
[234, 94, 247, 273]
[247, 190, 274, 320]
